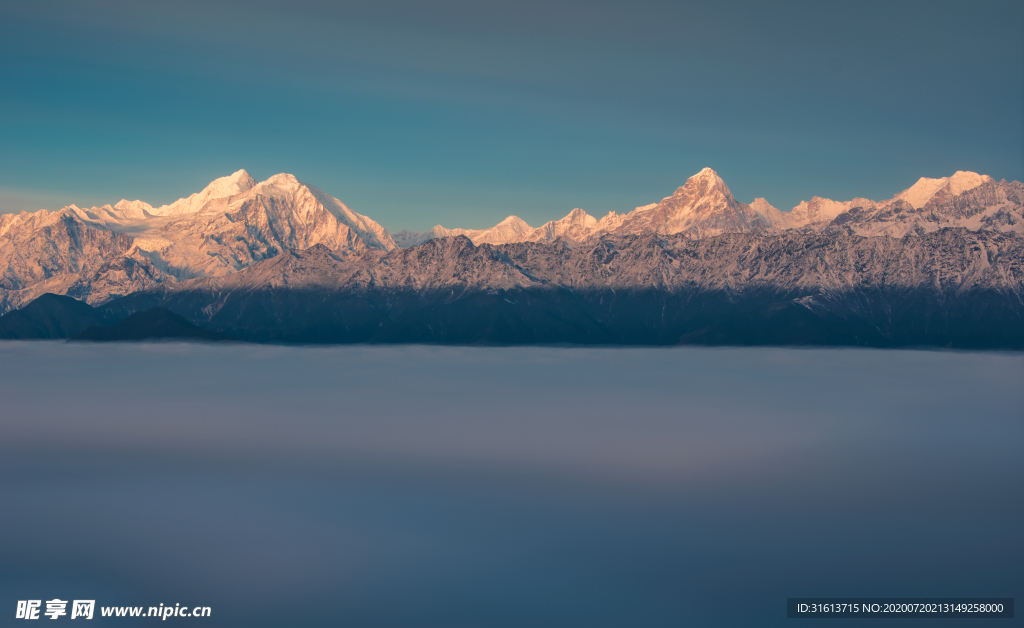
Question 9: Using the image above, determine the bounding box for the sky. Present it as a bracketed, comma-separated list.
[0, 0, 1022, 231]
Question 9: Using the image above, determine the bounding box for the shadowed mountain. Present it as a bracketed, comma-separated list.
[0, 293, 122, 339]
[72, 307, 234, 342]
[100, 229, 1024, 349]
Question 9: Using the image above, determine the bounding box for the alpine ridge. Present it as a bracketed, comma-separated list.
[2, 166, 1022, 345]
[0, 171, 395, 313]
[395, 168, 1022, 247]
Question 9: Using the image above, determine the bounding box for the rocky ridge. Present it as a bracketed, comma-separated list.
[397, 169, 1022, 247]
[95, 227, 1024, 348]
[0, 170, 395, 312]
[2, 167, 1021, 317]
[159, 227, 1024, 298]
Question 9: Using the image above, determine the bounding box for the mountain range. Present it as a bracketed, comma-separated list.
[392, 168, 1019, 246]
[0, 170, 395, 313]
[2, 167, 1022, 347]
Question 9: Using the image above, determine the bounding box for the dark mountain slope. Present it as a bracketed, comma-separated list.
[72, 307, 234, 342]
[0, 293, 121, 339]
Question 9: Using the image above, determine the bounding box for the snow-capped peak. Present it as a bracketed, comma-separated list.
[112, 199, 154, 219]
[947, 171, 994, 196]
[691, 167, 727, 185]
[256, 172, 302, 192]
[497, 215, 531, 228]
[675, 167, 733, 199]
[148, 169, 257, 216]
[748, 198, 777, 213]
[216, 168, 257, 192]
[894, 170, 994, 209]
[563, 208, 596, 225]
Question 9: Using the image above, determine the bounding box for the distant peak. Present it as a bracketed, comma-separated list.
[113, 199, 153, 218]
[678, 167, 732, 198]
[248, 173, 307, 198]
[749, 198, 777, 212]
[210, 169, 256, 192]
[947, 171, 993, 195]
[686, 167, 725, 184]
[198, 169, 257, 198]
[896, 170, 994, 208]
[264, 173, 301, 186]
[146, 169, 256, 216]
[497, 215, 530, 227]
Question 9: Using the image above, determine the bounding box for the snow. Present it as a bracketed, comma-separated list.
[0, 170, 400, 312]
[1, 167, 1020, 313]
[894, 171, 993, 209]
[896, 177, 949, 209]
[948, 171, 994, 196]
[397, 168, 1018, 247]
[147, 169, 256, 216]
[132, 237, 174, 252]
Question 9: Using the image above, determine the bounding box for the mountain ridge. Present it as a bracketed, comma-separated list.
[89, 227, 1024, 348]
[394, 168, 1021, 247]
[0, 171, 396, 313]
[2, 167, 1021, 316]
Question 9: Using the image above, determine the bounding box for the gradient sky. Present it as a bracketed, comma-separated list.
[1, 0, 1021, 231]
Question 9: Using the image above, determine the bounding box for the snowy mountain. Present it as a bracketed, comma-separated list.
[2, 166, 1021, 317]
[0, 209, 167, 314]
[396, 168, 1022, 247]
[395, 168, 785, 246]
[894, 171, 996, 209]
[814, 176, 1022, 237]
[0, 170, 394, 312]
[392, 216, 537, 247]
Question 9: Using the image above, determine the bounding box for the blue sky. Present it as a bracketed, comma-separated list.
[1, 0, 1021, 231]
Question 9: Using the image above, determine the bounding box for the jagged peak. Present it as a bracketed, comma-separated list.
[226, 168, 253, 182]
[496, 215, 531, 228]
[558, 208, 597, 227]
[676, 167, 733, 198]
[201, 169, 256, 197]
[749, 198, 778, 212]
